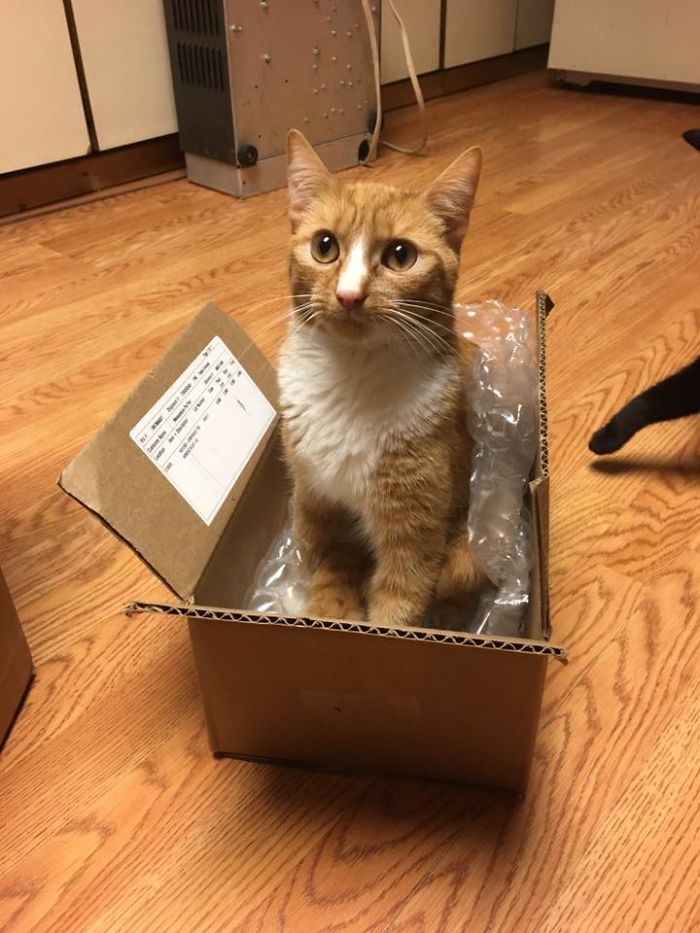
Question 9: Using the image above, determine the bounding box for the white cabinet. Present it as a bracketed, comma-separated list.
[0, 0, 90, 174]
[549, 0, 700, 87]
[515, 0, 555, 50]
[71, 0, 177, 150]
[380, 0, 442, 84]
[444, 0, 518, 69]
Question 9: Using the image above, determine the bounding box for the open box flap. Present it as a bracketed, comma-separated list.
[59, 303, 280, 601]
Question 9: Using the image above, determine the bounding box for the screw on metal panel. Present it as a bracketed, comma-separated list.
[260, 0, 268, 7]
[323, 112, 328, 118]
[326, 15, 331, 21]
[348, 80, 353, 87]
[313, 87, 318, 94]
[354, 22, 360, 29]
[303, 116, 310, 122]
[313, 46, 320, 56]
[331, 29, 337, 36]
[339, 108, 344, 114]
[357, 104, 362, 109]
[312, 63, 318, 70]
[230, 24, 243, 32]
[371, 5, 378, 12]
[330, 107, 336, 114]
[346, 31, 352, 37]
[346, 63, 351, 70]
[339, 79, 345, 85]
[263, 53, 271, 63]
[320, 82, 327, 89]
[331, 55, 337, 62]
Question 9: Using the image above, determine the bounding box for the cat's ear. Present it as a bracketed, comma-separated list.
[286, 129, 331, 229]
[424, 147, 482, 251]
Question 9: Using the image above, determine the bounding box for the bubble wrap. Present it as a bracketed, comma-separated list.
[457, 301, 538, 635]
[246, 301, 539, 636]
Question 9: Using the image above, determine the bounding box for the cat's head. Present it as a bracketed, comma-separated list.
[286, 129, 481, 347]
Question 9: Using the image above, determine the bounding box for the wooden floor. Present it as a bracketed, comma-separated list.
[1, 72, 699, 932]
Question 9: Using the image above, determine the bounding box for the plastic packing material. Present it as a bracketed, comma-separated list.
[245, 301, 539, 636]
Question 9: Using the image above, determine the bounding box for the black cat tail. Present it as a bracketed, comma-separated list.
[589, 356, 700, 455]
[589, 397, 650, 454]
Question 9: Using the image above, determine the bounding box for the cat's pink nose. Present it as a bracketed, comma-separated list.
[336, 290, 365, 312]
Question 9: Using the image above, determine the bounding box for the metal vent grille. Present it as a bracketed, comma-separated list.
[164, 0, 235, 162]
[171, 0, 222, 37]
[176, 42, 225, 92]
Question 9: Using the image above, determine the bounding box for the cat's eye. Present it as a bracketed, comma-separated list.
[382, 240, 418, 271]
[310, 230, 340, 263]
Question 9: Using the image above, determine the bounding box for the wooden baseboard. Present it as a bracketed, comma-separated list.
[382, 45, 549, 111]
[0, 169, 186, 227]
[0, 135, 184, 220]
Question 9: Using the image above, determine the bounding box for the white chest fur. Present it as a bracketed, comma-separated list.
[278, 326, 455, 510]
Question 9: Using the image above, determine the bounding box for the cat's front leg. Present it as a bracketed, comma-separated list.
[366, 519, 447, 628]
[292, 484, 370, 622]
[364, 457, 450, 628]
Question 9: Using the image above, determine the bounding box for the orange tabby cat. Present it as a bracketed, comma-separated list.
[278, 130, 484, 628]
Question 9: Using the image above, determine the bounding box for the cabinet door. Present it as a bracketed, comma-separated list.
[381, 0, 441, 84]
[444, 0, 517, 69]
[0, 0, 90, 174]
[549, 0, 700, 86]
[515, 0, 554, 49]
[71, 0, 177, 150]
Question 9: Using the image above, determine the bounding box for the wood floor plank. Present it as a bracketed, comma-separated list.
[1, 71, 698, 931]
[384, 553, 700, 933]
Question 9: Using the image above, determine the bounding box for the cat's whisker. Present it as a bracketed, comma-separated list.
[395, 301, 460, 326]
[389, 318, 450, 362]
[383, 315, 428, 366]
[392, 298, 457, 316]
[393, 304, 458, 339]
[389, 308, 456, 357]
[237, 293, 313, 320]
[400, 321, 454, 359]
[393, 297, 458, 320]
[237, 304, 315, 361]
[243, 303, 312, 338]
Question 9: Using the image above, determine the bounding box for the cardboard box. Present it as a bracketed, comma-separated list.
[60, 293, 565, 792]
[0, 565, 33, 748]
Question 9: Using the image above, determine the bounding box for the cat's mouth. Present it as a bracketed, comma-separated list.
[319, 307, 376, 340]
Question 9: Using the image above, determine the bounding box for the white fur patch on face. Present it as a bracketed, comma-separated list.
[337, 236, 369, 300]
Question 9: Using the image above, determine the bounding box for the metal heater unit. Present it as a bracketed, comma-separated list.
[163, 0, 379, 198]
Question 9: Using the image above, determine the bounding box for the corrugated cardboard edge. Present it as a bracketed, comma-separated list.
[529, 289, 553, 640]
[125, 602, 569, 663]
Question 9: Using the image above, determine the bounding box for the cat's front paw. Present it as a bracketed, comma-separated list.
[368, 591, 424, 629]
[305, 583, 365, 622]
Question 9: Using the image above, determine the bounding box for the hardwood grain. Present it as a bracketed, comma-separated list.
[1, 72, 699, 932]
